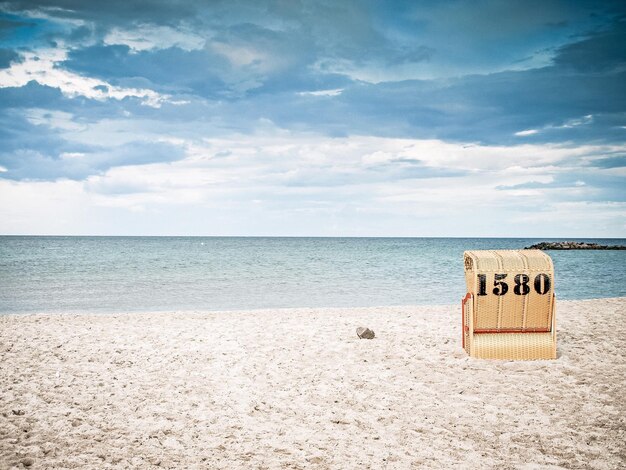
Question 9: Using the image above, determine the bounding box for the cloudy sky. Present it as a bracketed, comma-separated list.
[0, 0, 625, 236]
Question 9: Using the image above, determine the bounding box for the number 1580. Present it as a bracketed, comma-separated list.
[477, 273, 551, 296]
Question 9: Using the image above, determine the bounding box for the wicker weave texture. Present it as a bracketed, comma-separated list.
[471, 330, 556, 360]
[462, 249, 556, 360]
[464, 250, 554, 331]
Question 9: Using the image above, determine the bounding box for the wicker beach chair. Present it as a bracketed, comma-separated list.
[461, 250, 556, 360]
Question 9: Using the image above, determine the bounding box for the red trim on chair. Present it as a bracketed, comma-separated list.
[461, 293, 472, 349]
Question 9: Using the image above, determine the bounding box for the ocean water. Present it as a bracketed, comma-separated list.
[1, 236, 625, 314]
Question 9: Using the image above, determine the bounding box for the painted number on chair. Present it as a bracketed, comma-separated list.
[477, 273, 551, 296]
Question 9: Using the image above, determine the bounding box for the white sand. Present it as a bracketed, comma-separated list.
[1, 298, 625, 469]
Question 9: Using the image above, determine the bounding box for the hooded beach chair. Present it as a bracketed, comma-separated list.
[461, 250, 556, 360]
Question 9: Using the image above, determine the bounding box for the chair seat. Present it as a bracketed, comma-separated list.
[472, 332, 556, 360]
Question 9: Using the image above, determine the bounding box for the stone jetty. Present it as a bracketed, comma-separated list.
[525, 241, 626, 250]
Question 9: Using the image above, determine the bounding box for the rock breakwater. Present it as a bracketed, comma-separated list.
[525, 241, 626, 250]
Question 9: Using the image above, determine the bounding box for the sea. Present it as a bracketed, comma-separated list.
[1, 236, 625, 314]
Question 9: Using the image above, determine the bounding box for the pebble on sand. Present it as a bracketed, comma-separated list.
[356, 327, 375, 339]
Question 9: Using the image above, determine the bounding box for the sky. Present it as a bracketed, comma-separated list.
[0, 0, 625, 237]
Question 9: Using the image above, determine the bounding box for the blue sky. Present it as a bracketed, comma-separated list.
[0, 0, 625, 236]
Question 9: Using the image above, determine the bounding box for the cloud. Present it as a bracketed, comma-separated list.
[590, 155, 626, 169]
[104, 24, 206, 51]
[0, 0, 200, 29]
[0, 48, 175, 106]
[0, 47, 21, 68]
[0, 1, 625, 236]
[298, 88, 343, 97]
[0, 80, 65, 107]
[496, 172, 626, 202]
[4, 133, 625, 236]
[31, 132, 626, 206]
[515, 129, 539, 137]
[4, 2, 625, 144]
[64, 44, 230, 97]
[553, 19, 626, 72]
[320, 32, 626, 144]
[0, 107, 187, 180]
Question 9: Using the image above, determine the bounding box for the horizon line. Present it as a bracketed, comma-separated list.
[1, 235, 625, 239]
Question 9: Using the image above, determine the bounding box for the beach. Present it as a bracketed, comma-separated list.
[1, 298, 625, 469]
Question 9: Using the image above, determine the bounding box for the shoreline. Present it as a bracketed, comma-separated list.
[0, 302, 458, 318]
[1, 295, 624, 318]
[2, 298, 625, 468]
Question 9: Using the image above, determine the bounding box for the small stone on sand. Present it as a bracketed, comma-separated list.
[356, 327, 375, 339]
